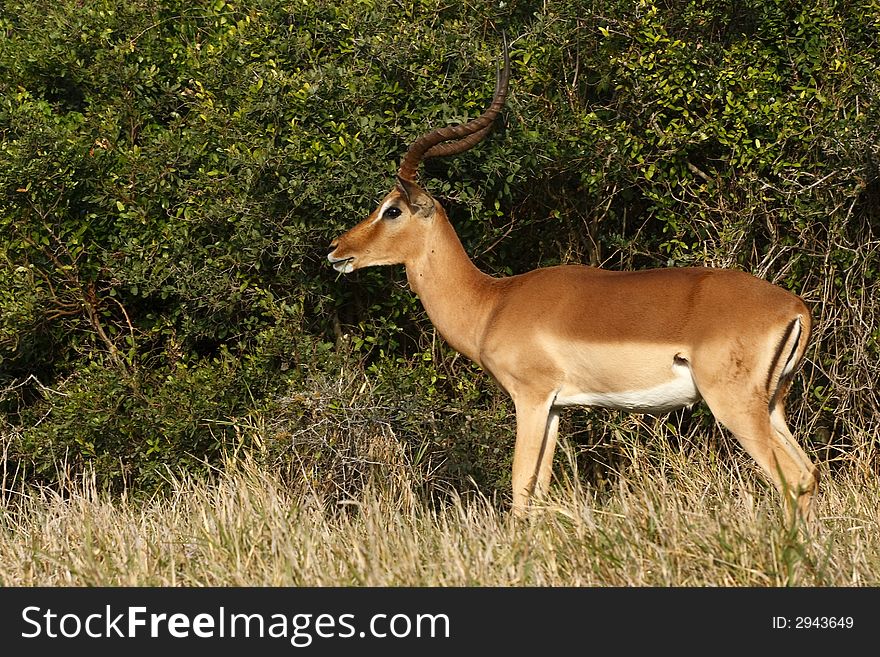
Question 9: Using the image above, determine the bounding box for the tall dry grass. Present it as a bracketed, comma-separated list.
[1, 423, 877, 587]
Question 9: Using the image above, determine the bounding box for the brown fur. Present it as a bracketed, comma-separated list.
[329, 178, 819, 520]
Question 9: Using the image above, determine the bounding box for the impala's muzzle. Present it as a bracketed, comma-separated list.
[327, 241, 355, 273]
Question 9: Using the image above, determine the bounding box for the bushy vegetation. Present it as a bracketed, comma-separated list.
[1, 0, 878, 505]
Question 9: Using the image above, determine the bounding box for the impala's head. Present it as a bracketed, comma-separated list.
[327, 176, 437, 273]
[328, 38, 510, 274]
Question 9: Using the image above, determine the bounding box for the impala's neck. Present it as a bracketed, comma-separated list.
[405, 213, 496, 364]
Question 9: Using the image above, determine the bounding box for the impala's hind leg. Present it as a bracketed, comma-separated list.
[769, 393, 820, 518]
[690, 312, 818, 520]
[694, 383, 818, 520]
[696, 391, 816, 518]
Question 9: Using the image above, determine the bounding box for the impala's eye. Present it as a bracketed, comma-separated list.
[382, 206, 402, 220]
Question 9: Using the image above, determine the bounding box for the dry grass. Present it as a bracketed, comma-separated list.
[1, 427, 877, 587]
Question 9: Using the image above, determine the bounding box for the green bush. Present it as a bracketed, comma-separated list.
[1, 0, 877, 498]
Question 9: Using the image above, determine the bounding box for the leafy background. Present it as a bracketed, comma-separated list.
[1, 0, 877, 503]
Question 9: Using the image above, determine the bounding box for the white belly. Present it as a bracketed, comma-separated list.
[553, 360, 701, 414]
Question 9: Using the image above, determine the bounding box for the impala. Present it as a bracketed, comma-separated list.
[328, 42, 819, 519]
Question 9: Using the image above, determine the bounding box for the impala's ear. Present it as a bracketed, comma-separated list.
[396, 176, 435, 220]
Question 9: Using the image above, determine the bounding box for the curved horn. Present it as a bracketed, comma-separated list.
[397, 37, 510, 182]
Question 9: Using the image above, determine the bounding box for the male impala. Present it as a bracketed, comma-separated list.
[328, 43, 819, 519]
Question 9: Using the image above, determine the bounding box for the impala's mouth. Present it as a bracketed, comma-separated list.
[327, 253, 355, 274]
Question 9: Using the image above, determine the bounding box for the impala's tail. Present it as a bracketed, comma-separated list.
[768, 312, 811, 409]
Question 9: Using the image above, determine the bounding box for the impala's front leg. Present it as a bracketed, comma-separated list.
[511, 396, 559, 516]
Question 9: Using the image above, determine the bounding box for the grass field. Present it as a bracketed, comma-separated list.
[1, 426, 877, 587]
